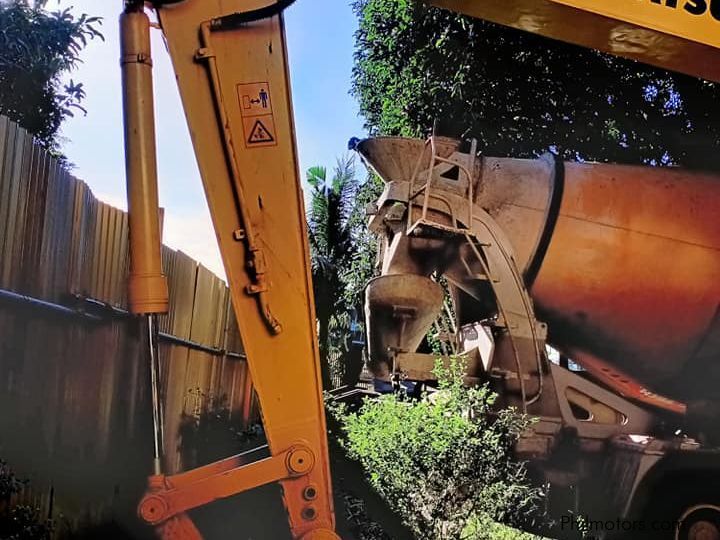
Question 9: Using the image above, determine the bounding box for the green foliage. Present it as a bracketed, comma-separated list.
[340, 172, 383, 311]
[307, 156, 362, 387]
[178, 390, 263, 468]
[0, 506, 54, 540]
[0, 460, 53, 540]
[0, 0, 103, 153]
[0, 461, 25, 500]
[331, 357, 545, 539]
[307, 159, 384, 388]
[352, 0, 720, 170]
[464, 515, 545, 540]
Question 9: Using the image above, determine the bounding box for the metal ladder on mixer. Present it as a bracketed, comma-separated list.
[405, 136, 548, 411]
[406, 136, 478, 235]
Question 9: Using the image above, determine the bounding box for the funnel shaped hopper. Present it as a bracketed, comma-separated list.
[364, 274, 445, 378]
[355, 137, 459, 183]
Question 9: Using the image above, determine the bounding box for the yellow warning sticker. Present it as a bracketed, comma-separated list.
[243, 116, 277, 147]
[238, 82, 273, 117]
[237, 82, 277, 148]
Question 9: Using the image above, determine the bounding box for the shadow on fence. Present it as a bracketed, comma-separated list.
[0, 115, 261, 536]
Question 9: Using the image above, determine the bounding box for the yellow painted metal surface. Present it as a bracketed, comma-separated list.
[156, 1, 336, 537]
[430, 0, 720, 82]
[550, 0, 720, 49]
[120, 10, 169, 315]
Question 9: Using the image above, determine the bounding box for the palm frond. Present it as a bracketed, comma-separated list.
[308, 189, 330, 255]
[305, 157, 367, 389]
[333, 154, 359, 223]
[306, 165, 327, 189]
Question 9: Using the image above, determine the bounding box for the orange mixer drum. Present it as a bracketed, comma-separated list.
[356, 137, 719, 404]
[527, 162, 720, 400]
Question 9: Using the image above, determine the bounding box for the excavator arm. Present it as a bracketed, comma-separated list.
[120, 1, 337, 538]
[118, 0, 720, 538]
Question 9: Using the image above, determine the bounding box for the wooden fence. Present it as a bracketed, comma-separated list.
[0, 115, 259, 536]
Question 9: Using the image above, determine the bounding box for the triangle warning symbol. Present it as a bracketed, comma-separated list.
[247, 119, 275, 144]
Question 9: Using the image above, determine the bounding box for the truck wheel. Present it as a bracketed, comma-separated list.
[675, 504, 720, 540]
[634, 483, 720, 540]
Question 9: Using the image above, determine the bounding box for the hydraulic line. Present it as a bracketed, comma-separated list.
[147, 314, 164, 475]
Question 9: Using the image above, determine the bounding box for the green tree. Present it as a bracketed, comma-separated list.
[0, 0, 102, 153]
[340, 172, 383, 314]
[352, 0, 720, 170]
[331, 358, 545, 539]
[306, 157, 360, 388]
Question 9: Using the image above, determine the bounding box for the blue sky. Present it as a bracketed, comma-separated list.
[55, 0, 367, 278]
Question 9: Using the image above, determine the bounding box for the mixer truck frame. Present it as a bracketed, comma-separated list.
[355, 135, 719, 540]
[362, 5, 718, 539]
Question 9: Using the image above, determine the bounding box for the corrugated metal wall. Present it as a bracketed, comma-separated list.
[0, 115, 258, 536]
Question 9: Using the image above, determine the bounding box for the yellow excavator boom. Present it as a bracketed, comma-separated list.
[119, 1, 719, 539]
[429, 0, 720, 82]
[121, 1, 337, 538]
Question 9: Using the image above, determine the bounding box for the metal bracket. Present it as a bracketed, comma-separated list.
[138, 445, 315, 528]
[194, 47, 215, 61]
[120, 53, 153, 66]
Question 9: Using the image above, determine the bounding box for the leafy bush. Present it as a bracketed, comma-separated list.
[0, 1, 103, 153]
[0, 505, 53, 540]
[0, 460, 53, 540]
[178, 390, 264, 468]
[465, 515, 545, 540]
[331, 358, 545, 539]
[0, 461, 26, 500]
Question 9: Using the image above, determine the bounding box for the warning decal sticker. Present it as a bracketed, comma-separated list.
[237, 81, 278, 148]
[247, 119, 275, 145]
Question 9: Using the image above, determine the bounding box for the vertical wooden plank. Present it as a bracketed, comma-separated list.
[221, 293, 252, 424]
[79, 191, 97, 298]
[0, 123, 22, 287]
[158, 245, 177, 333]
[97, 202, 111, 301]
[7, 133, 33, 291]
[21, 146, 50, 296]
[0, 118, 17, 255]
[184, 265, 224, 416]
[0, 116, 11, 285]
[89, 201, 105, 299]
[37, 156, 59, 299]
[109, 210, 128, 307]
[0, 115, 8, 169]
[100, 204, 118, 303]
[51, 169, 75, 299]
[67, 180, 84, 295]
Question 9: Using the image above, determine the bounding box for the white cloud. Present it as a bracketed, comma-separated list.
[92, 190, 225, 280]
[162, 212, 225, 281]
[94, 191, 127, 212]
